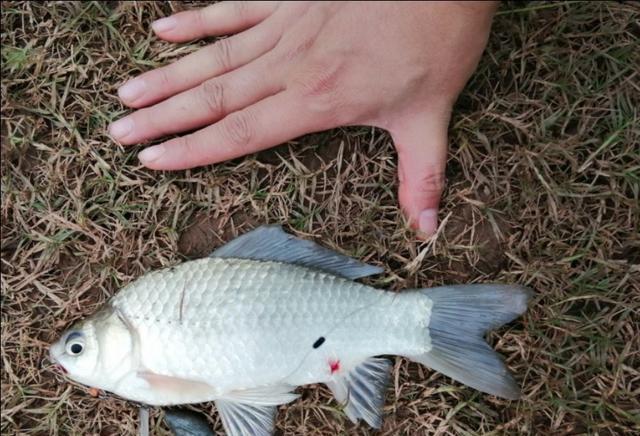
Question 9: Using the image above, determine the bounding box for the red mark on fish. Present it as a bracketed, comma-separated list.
[329, 359, 340, 374]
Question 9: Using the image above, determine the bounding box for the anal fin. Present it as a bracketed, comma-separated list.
[325, 357, 392, 429]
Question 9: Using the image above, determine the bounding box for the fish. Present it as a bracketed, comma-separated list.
[49, 225, 532, 435]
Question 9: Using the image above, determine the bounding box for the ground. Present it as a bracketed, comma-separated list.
[1, 1, 639, 435]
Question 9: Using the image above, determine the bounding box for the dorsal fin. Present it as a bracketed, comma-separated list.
[209, 225, 383, 280]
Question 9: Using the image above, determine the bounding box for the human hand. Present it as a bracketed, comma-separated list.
[109, 1, 498, 236]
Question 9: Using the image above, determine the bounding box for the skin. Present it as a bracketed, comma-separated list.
[109, 1, 499, 236]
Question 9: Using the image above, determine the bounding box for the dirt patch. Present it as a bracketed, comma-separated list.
[297, 132, 352, 172]
[612, 241, 640, 264]
[177, 210, 262, 259]
[0, 112, 41, 174]
[444, 202, 511, 276]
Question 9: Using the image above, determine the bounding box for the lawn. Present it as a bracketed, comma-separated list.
[1, 1, 639, 435]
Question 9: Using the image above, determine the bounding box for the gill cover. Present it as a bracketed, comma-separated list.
[64, 306, 137, 391]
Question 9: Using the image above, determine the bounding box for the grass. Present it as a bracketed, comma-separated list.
[1, 1, 639, 435]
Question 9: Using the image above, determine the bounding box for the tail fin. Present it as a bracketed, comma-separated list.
[407, 284, 532, 400]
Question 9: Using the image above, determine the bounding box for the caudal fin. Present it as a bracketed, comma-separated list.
[408, 284, 532, 400]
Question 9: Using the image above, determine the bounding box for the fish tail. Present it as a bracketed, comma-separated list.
[407, 284, 532, 400]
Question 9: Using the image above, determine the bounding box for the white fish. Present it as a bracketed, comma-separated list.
[50, 226, 532, 435]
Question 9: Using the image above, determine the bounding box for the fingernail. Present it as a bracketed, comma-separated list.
[419, 208, 438, 236]
[109, 118, 134, 140]
[139, 145, 166, 164]
[152, 17, 177, 33]
[118, 79, 146, 103]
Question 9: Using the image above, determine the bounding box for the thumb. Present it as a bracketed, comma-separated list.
[389, 110, 449, 237]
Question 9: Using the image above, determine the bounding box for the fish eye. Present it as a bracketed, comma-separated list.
[65, 332, 85, 356]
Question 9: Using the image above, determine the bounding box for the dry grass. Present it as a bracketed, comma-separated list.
[2, 1, 639, 435]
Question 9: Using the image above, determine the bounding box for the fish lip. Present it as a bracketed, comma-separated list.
[48, 345, 58, 363]
[48, 345, 67, 374]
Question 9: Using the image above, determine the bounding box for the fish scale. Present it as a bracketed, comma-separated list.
[110, 257, 426, 399]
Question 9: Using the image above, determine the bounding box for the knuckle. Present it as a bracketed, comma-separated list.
[178, 134, 198, 156]
[414, 170, 446, 194]
[282, 37, 315, 61]
[233, 1, 250, 19]
[301, 65, 341, 98]
[141, 109, 170, 137]
[297, 63, 347, 122]
[153, 67, 171, 88]
[220, 112, 253, 150]
[199, 79, 225, 116]
[212, 38, 233, 72]
[194, 8, 208, 30]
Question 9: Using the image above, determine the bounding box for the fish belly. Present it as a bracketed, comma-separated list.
[111, 258, 430, 399]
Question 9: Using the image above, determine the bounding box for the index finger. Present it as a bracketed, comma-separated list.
[137, 90, 326, 170]
[152, 1, 279, 42]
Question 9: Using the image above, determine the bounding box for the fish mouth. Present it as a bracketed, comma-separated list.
[48, 345, 67, 374]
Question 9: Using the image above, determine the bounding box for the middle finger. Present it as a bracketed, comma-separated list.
[118, 20, 282, 109]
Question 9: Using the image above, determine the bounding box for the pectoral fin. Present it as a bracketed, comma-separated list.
[210, 225, 383, 280]
[137, 371, 216, 399]
[221, 384, 299, 406]
[214, 384, 298, 436]
[215, 400, 276, 436]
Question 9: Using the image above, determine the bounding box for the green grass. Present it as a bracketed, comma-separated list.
[2, 1, 639, 435]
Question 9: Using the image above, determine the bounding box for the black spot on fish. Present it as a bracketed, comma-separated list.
[313, 337, 325, 349]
